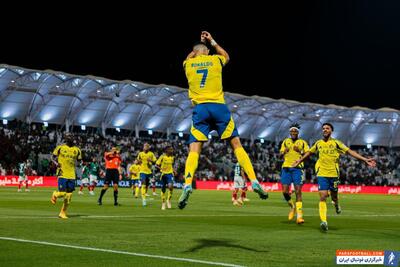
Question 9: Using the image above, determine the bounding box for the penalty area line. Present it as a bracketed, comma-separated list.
[0, 236, 245, 267]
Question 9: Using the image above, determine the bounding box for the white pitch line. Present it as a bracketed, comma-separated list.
[0, 214, 399, 219]
[0, 236, 245, 267]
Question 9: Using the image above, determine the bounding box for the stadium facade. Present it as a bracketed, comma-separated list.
[1, 64, 399, 147]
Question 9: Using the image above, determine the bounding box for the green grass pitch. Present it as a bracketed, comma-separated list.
[0, 187, 399, 267]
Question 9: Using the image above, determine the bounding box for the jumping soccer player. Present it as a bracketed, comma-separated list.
[179, 31, 268, 209]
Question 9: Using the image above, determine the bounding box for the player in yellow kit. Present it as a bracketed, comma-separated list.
[293, 123, 376, 231]
[156, 146, 175, 210]
[129, 159, 141, 198]
[137, 142, 157, 206]
[280, 124, 309, 224]
[50, 133, 82, 219]
[178, 31, 268, 209]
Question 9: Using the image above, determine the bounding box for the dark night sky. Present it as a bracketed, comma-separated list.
[2, 1, 400, 110]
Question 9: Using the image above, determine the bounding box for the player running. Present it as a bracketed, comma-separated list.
[279, 124, 309, 224]
[293, 123, 376, 231]
[156, 146, 175, 210]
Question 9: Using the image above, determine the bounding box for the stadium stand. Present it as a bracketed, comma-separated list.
[0, 65, 399, 186]
[0, 121, 399, 186]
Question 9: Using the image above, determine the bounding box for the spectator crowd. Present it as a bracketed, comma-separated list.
[1, 120, 399, 186]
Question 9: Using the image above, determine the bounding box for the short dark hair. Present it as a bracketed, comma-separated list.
[322, 123, 334, 131]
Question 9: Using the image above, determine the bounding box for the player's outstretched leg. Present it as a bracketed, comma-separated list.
[161, 181, 167, 210]
[331, 191, 341, 214]
[283, 192, 295, 221]
[231, 138, 268, 200]
[251, 180, 268, 199]
[141, 184, 147, 206]
[178, 151, 199, 209]
[296, 201, 305, 224]
[319, 201, 328, 232]
[167, 188, 172, 209]
[51, 191, 66, 205]
[51, 191, 57, 204]
[59, 193, 72, 219]
[178, 184, 193, 210]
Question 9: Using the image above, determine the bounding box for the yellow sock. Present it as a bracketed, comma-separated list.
[234, 147, 256, 180]
[61, 198, 69, 213]
[288, 199, 294, 209]
[55, 191, 66, 198]
[65, 193, 72, 204]
[184, 152, 199, 186]
[135, 187, 140, 197]
[161, 191, 166, 201]
[167, 190, 172, 200]
[319, 201, 327, 222]
[296, 201, 303, 218]
[141, 185, 146, 200]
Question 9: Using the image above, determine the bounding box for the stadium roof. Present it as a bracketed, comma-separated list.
[1, 64, 399, 147]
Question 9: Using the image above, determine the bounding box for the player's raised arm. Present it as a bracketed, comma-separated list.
[201, 31, 230, 64]
[346, 149, 377, 167]
[186, 50, 197, 60]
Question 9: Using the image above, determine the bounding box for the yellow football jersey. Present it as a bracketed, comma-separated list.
[156, 154, 174, 175]
[183, 54, 227, 105]
[137, 151, 157, 174]
[52, 144, 82, 179]
[129, 164, 141, 180]
[280, 138, 309, 168]
[309, 138, 349, 177]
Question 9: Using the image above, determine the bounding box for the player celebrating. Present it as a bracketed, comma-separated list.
[279, 124, 309, 224]
[178, 31, 268, 209]
[156, 146, 175, 210]
[137, 142, 157, 206]
[50, 133, 82, 219]
[129, 159, 141, 198]
[293, 123, 376, 231]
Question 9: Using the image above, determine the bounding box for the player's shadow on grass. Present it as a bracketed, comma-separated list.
[185, 239, 268, 253]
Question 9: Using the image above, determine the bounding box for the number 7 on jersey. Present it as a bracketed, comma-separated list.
[196, 69, 208, 88]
